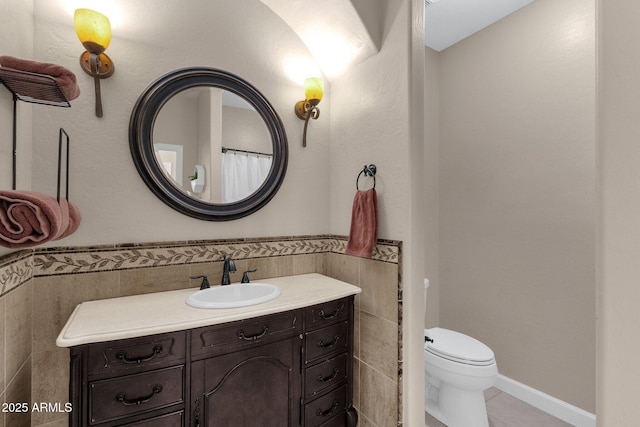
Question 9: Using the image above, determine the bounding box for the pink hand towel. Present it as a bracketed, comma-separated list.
[345, 188, 378, 258]
[0, 191, 81, 248]
[0, 55, 81, 100]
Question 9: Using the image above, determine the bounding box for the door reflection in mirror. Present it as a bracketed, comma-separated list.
[154, 143, 184, 186]
[152, 87, 272, 203]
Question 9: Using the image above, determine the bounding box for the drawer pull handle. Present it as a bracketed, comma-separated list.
[317, 368, 340, 383]
[237, 325, 269, 341]
[316, 400, 340, 417]
[115, 345, 163, 364]
[116, 385, 162, 406]
[318, 303, 344, 320]
[318, 336, 340, 349]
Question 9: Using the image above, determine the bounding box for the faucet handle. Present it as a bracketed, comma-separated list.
[190, 275, 210, 290]
[241, 269, 257, 284]
[224, 256, 237, 272]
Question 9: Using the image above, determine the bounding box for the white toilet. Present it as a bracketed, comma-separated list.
[422, 279, 498, 427]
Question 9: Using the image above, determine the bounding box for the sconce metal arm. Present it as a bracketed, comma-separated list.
[89, 54, 103, 117]
[79, 51, 113, 118]
[295, 100, 320, 147]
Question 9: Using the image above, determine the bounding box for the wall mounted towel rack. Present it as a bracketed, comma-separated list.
[356, 164, 377, 190]
[0, 67, 71, 107]
[0, 67, 71, 190]
[57, 128, 71, 203]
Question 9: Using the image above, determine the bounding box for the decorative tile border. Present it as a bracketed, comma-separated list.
[33, 237, 332, 276]
[330, 237, 400, 264]
[0, 235, 400, 286]
[0, 250, 34, 295]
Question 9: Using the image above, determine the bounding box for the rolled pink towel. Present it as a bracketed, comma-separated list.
[55, 197, 71, 240]
[0, 55, 81, 100]
[57, 200, 82, 239]
[0, 191, 81, 248]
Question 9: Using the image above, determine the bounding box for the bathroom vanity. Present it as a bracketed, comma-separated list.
[57, 274, 361, 427]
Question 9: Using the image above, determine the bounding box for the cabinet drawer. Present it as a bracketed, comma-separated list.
[305, 297, 351, 330]
[87, 331, 186, 378]
[191, 309, 302, 358]
[89, 365, 184, 424]
[305, 321, 349, 362]
[305, 353, 348, 397]
[304, 384, 347, 427]
[119, 410, 183, 426]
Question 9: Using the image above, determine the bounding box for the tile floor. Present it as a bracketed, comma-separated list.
[425, 387, 573, 427]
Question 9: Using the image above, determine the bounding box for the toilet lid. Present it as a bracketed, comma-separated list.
[425, 328, 495, 366]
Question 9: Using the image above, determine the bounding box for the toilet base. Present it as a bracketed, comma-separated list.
[426, 379, 490, 427]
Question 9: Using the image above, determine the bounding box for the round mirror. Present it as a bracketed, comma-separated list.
[129, 67, 288, 220]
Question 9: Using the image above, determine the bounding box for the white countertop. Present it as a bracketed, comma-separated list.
[56, 273, 361, 347]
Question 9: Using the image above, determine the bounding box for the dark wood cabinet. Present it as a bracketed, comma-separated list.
[69, 330, 187, 427]
[69, 296, 356, 426]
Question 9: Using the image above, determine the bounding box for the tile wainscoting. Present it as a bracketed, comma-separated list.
[0, 235, 402, 427]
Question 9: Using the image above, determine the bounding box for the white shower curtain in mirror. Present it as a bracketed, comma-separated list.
[221, 152, 272, 203]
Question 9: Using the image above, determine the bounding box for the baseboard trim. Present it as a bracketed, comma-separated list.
[494, 374, 596, 427]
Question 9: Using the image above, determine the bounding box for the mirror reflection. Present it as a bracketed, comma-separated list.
[129, 67, 288, 221]
[153, 88, 273, 203]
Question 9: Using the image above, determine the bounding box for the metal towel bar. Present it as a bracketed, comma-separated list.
[0, 67, 70, 190]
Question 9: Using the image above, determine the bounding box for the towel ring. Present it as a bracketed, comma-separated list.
[356, 164, 377, 190]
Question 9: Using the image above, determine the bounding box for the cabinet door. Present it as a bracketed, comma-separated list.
[191, 336, 302, 427]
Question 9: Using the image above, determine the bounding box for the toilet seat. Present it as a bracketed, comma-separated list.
[425, 328, 495, 366]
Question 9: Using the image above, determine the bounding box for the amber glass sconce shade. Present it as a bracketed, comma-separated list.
[74, 8, 114, 117]
[295, 77, 324, 147]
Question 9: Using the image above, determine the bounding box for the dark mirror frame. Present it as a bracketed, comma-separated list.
[129, 67, 288, 221]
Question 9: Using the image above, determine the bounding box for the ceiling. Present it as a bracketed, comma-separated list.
[425, 0, 535, 51]
[36, 0, 535, 79]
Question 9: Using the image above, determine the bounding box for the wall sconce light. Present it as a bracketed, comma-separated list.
[74, 8, 114, 118]
[294, 77, 323, 147]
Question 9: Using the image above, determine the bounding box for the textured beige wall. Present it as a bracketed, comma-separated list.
[329, 1, 426, 424]
[0, 4, 35, 422]
[0, 0, 34, 228]
[2, 0, 424, 422]
[438, 0, 596, 412]
[424, 46, 440, 327]
[0, 0, 330, 258]
[597, 0, 640, 424]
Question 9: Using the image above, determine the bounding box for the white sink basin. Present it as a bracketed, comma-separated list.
[186, 283, 281, 309]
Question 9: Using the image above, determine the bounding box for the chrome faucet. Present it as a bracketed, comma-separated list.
[221, 256, 236, 285]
